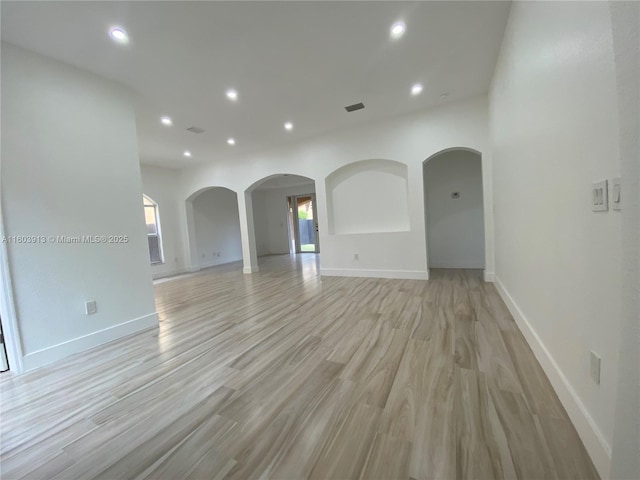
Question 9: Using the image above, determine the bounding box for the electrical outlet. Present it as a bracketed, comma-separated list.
[353, 253, 359, 261]
[85, 300, 97, 315]
[590, 351, 601, 385]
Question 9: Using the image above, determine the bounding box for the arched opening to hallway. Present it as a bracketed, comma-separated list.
[243, 174, 319, 277]
[423, 149, 485, 273]
[249, 174, 318, 256]
[185, 187, 243, 272]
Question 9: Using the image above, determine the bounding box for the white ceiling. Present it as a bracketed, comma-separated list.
[1, 1, 511, 169]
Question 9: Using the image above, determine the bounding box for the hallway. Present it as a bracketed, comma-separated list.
[0, 255, 597, 479]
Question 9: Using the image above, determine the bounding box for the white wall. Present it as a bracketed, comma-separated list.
[253, 183, 316, 255]
[191, 188, 242, 268]
[251, 190, 271, 256]
[609, 2, 640, 479]
[489, 3, 621, 476]
[423, 150, 485, 269]
[1, 44, 157, 371]
[178, 97, 494, 280]
[140, 165, 187, 279]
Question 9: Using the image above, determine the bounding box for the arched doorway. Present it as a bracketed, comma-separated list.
[185, 187, 242, 271]
[247, 174, 318, 256]
[423, 149, 485, 271]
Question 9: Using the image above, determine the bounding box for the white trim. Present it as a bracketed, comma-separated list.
[243, 265, 259, 274]
[0, 257, 23, 374]
[494, 276, 611, 478]
[198, 256, 243, 270]
[428, 262, 486, 269]
[151, 267, 189, 280]
[153, 270, 203, 284]
[321, 268, 429, 280]
[153, 259, 244, 282]
[21, 312, 158, 372]
[0, 214, 24, 374]
[483, 270, 495, 282]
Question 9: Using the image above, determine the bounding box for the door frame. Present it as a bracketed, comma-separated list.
[289, 194, 319, 254]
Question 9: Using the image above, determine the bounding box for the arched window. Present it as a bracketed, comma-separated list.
[143, 195, 164, 264]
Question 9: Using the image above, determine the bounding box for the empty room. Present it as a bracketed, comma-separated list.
[1, 1, 638, 479]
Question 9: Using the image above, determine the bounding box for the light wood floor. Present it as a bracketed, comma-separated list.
[0, 254, 598, 480]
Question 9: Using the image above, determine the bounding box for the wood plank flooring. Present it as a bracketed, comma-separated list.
[0, 255, 599, 479]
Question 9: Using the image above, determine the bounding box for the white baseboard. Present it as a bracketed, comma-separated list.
[484, 270, 495, 282]
[429, 262, 486, 269]
[199, 256, 242, 270]
[494, 276, 611, 478]
[161, 258, 242, 279]
[152, 267, 188, 280]
[320, 268, 429, 280]
[21, 312, 159, 372]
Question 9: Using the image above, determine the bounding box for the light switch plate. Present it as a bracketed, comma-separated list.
[592, 180, 608, 212]
[611, 177, 621, 211]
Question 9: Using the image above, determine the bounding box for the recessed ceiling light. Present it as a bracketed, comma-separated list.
[160, 116, 172, 126]
[411, 83, 423, 96]
[226, 89, 238, 101]
[227, 138, 235, 145]
[183, 150, 192, 157]
[390, 22, 406, 39]
[284, 122, 293, 131]
[109, 27, 128, 43]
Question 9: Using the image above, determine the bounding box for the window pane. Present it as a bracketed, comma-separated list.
[144, 206, 158, 234]
[297, 197, 313, 220]
[148, 235, 162, 263]
[143, 196, 163, 264]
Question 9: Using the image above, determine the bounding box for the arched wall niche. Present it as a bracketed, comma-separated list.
[325, 159, 410, 235]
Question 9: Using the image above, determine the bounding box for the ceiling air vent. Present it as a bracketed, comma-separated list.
[186, 126, 205, 134]
[345, 102, 365, 112]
